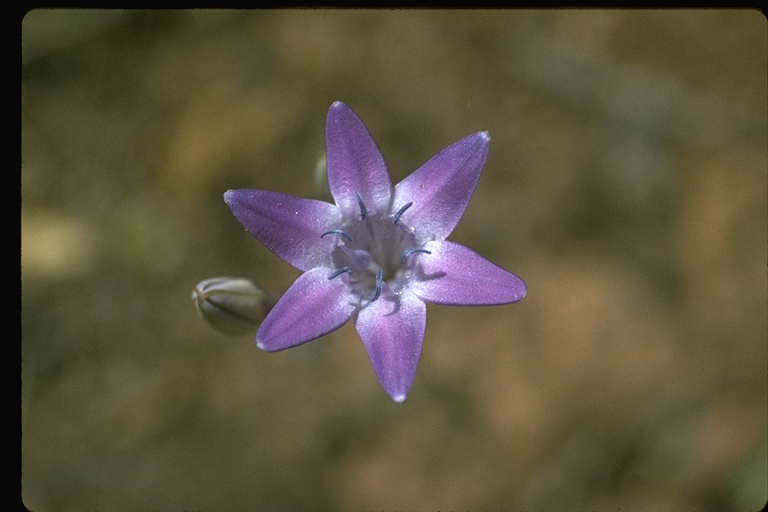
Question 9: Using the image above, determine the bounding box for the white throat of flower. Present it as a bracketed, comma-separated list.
[322, 192, 431, 304]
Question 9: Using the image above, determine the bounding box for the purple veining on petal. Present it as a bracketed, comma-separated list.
[393, 131, 490, 242]
[257, 268, 356, 351]
[355, 288, 426, 402]
[409, 240, 527, 306]
[326, 101, 393, 217]
[225, 189, 342, 272]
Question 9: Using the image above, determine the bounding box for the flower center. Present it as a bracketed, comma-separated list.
[321, 193, 430, 303]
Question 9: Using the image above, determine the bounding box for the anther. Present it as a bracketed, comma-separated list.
[392, 202, 413, 224]
[328, 267, 351, 280]
[355, 192, 368, 220]
[402, 248, 432, 262]
[371, 268, 383, 302]
[321, 229, 353, 243]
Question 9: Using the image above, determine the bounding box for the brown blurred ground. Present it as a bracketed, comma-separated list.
[21, 9, 766, 511]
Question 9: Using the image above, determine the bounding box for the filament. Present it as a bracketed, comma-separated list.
[321, 229, 353, 243]
[392, 202, 413, 224]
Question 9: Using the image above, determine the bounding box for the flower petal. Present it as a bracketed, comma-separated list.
[225, 189, 342, 272]
[326, 101, 393, 217]
[409, 241, 527, 305]
[257, 268, 356, 351]
[393, 131, 490, 242]
[355, 288, 426, 402]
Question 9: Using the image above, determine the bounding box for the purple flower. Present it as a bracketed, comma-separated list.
[225, 101, 526, 402]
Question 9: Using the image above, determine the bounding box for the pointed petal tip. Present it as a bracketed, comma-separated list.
[392, 393, 407, 403]
[512, 276, 528, 303]
[255, 332, 288, 352]
[223, 189, 243, 206]
[499, 273, 527, 304]
[255, 336, 273, 352]
[478, 131, 490, 142]
[330, 100, 347, 111]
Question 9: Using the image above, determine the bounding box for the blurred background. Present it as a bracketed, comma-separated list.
[21, 9, 766, 511]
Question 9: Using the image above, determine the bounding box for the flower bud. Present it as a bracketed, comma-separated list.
[192, 277, 272, 335]
[314, 151, 331, 200]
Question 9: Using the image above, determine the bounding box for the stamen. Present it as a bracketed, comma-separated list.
[392, 202, 413, 224]
[328, 267, 351, 280]
[371, 268, 383, 302]
[321, 229, 353, 243]
[355, 192, 368, 219]
[402, 248, 432, 262]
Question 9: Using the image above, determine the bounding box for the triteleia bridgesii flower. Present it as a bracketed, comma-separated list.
[225, 101, 526, 402]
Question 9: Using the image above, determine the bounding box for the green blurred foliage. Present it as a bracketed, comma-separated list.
[22, 9, 766, 511]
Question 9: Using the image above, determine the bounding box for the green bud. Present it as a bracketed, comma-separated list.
[314, 151, 331, 201]
[192, 277, 272, 335]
